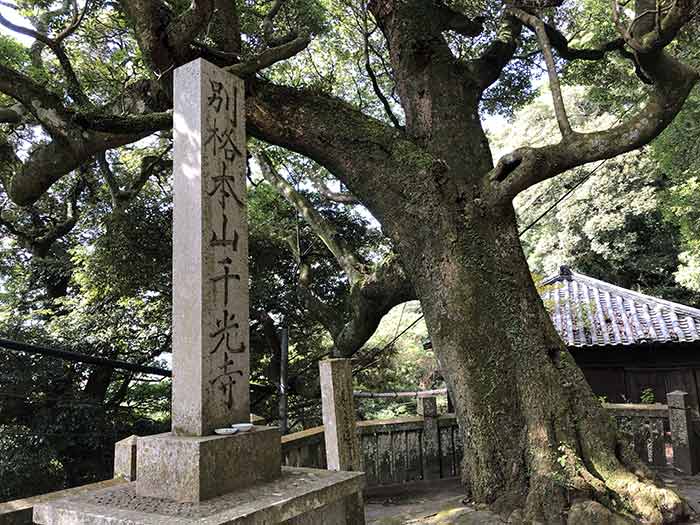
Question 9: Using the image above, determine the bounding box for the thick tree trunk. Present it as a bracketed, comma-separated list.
[394, 202, 685, 524]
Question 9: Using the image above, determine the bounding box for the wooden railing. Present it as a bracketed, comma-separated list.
[359, 414, 462, 487]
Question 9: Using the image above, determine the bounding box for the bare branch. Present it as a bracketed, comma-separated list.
[509, 8, 573, 137]
[362, 12, 402, 129]
[490, 51, 699, 202]
[227, 35, 311, 77]
[307, 169, 359, 204]
[257, 151, 366, 283]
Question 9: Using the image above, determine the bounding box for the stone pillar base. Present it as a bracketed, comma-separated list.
[136, 426, 281, 502]
[34, 467, 365, 525]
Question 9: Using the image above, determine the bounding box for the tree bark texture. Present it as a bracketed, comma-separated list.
[2, 0, 699, 521]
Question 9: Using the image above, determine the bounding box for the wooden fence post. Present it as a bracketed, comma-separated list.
[418, 396, 441, 480]
[668, 391, 698, 475]
[319, 359, 365, 524]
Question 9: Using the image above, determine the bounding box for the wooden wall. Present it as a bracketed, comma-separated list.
[571, 342, 700, 413]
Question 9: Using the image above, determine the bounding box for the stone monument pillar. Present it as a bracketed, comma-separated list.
[33, 58, 365, 525]
[171, 58, 249, 436]
[135, 59, 281, 503]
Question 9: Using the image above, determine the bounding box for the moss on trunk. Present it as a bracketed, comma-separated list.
[395, 203, 686, 524]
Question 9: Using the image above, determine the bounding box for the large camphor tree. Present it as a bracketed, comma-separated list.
[1, 0, 698, 521]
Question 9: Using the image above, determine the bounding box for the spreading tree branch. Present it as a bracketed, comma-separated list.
[98, 146, 172, 209]
[490, 51, 699, 202]
[466, 15, 522, 91]
[257, 151, 367, 284]
[509, 8, 573, 137]
[434, 3, 485, 36]
[0, 103, 25, 124]
[0, 174, 87, 255]
[614, 0, 697, 53]
[307, 169, 359, 205]
[0, 62, 172, 205]
[207, 0, 241, 56]
[0, 8, 90, 106]
[543, 23, 626, 61]
[227, 35, 311, 77]
[247, 78, 443, 226]
[166, 0, 215, 50]
[254, 146, 416, 358]
[261, 0, 297, 46]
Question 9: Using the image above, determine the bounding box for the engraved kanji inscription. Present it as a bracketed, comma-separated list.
[208, 162, 244, 209]
[209, 309, 246, 354]
[209, 351, 244, 410]
[210, 256, 240, 306]
[204, 120, 243, 161]
[207, 80, 229, 113]
[210, 213, 239, 250]
[172, 60, 249, 434]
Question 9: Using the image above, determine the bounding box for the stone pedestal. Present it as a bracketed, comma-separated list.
[33, 467, 365, 525]
[136, 427, 281, 502]
[113, 435, 138, 481]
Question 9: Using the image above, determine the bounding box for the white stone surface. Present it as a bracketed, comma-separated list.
[172, 58, 249, 436]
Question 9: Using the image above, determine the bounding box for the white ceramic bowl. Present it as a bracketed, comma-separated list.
[231, 423, 254, 432]
[214, 427, 239, 435]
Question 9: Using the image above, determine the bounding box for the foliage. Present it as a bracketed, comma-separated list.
[0, 0, 698, 516]
[353, 301, 443, 420]
[0, 142, 390, 500]
[496, 88, 700, 307]
[640, 388, 656, 405]
[558, 0, 700, 297]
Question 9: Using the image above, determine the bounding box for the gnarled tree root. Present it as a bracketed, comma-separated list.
[496, 436, 688, 525]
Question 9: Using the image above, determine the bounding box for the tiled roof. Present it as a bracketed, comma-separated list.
[541, 266, 700, 347]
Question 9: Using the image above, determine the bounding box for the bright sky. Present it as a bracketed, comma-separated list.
[0, 5, 34, 45]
